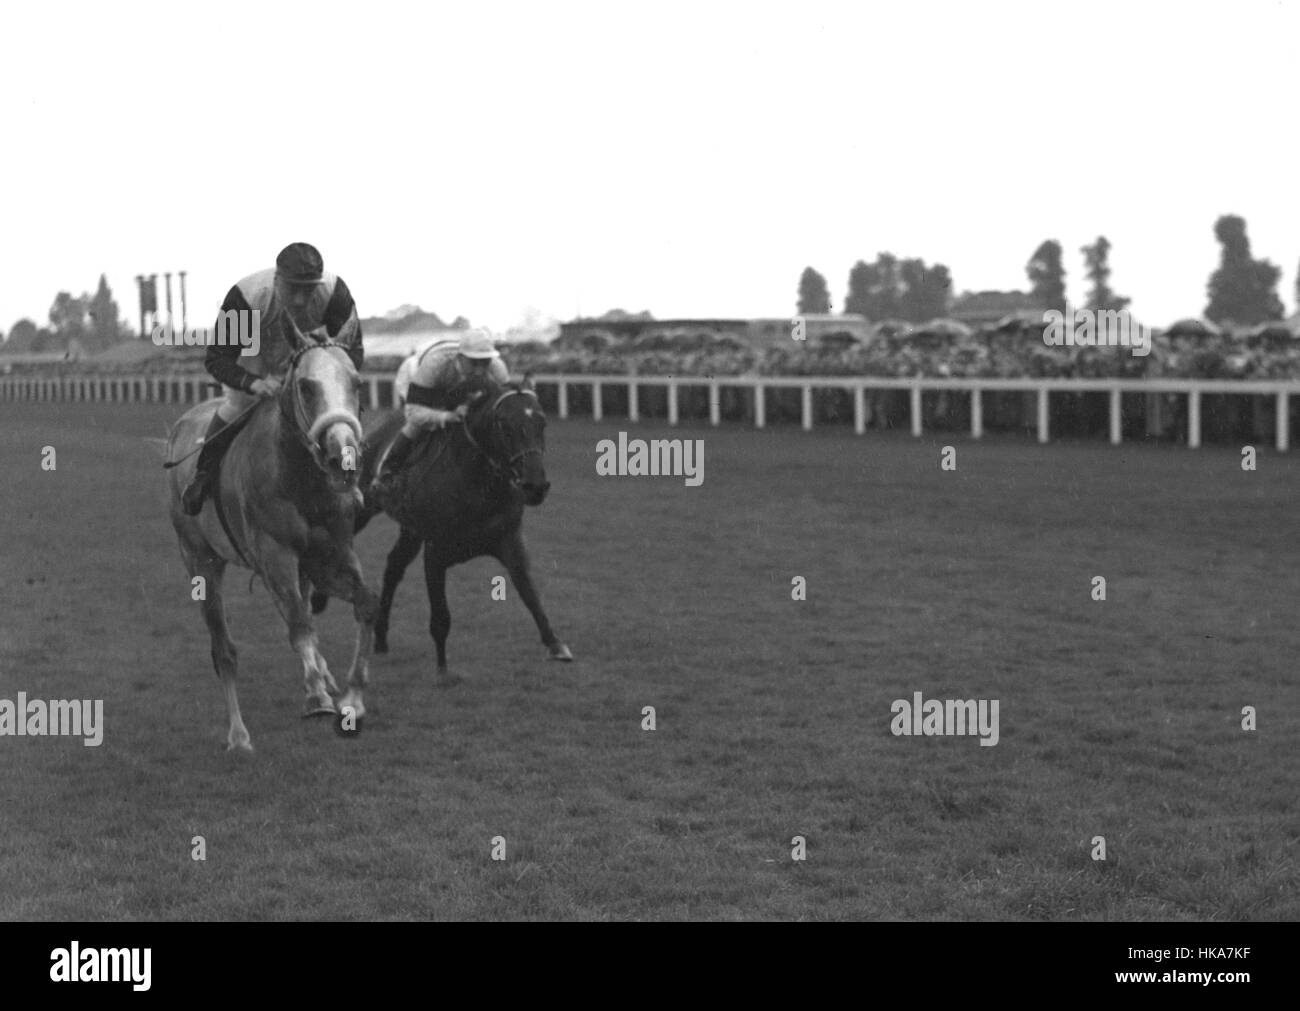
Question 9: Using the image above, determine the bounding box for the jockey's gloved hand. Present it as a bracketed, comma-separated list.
[250, 377, 282, 397]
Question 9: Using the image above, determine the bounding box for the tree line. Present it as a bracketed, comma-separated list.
[797, 215, 1291, 327]
[2, 275, 129, 354]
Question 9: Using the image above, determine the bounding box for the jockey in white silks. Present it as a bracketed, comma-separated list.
[369, 328, 508, 505]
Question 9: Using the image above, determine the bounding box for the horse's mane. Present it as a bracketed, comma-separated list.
[286, 338, 356, 373]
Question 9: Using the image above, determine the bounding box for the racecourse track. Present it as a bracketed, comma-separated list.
[0, 399, 1296, 920]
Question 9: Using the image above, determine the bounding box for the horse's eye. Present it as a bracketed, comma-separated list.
[298, 378, 314, 399]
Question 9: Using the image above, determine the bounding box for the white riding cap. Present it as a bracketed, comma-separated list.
[459, 329, 500, 359]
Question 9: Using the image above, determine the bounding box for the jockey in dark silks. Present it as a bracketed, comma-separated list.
[368, 329, 508, 508]
[181, 243, 363, 515]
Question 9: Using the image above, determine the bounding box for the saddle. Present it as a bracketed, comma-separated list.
[165, 406, 262, 567]
[164, 405, 256, 473]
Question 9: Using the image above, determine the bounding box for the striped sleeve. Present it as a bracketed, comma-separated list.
[324, 276, 363, 370]
[204, 285, 257, 392]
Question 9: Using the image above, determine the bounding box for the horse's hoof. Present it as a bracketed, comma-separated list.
[547, 643, 574, 662]
[374, 637, 389, 655]
[302, 700, 338, 718]
[226, 739, 254, 754]
[310, 591, 329, 615]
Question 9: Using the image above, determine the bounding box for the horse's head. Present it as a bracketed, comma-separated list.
[463, 378, 550, 506]
[282, 342, 364, 494]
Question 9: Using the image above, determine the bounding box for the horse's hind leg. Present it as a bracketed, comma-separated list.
[374, 526, 423, 653]
[422, 545, 460, 686]
[186, 550, 251, 751]
[261, 547, 337, 718]
[494, 531, 572, 662]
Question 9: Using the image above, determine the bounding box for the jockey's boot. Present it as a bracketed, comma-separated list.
[368, 430, 416, 511]
[181, 413, 231, 516]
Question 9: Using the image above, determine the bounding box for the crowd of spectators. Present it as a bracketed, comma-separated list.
[10, 316, 1298, 383]
[494, 319, 1300, 383]
[8, 316, 1299, 444]
[491, 319, 1300, 442]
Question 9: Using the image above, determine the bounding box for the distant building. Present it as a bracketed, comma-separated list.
[556, 313, 873, 350]
[749, 314, 872, 348]
[950, 291, 1042, 329]
[557, 318, 747, 345]
[365, 329, 464, 361]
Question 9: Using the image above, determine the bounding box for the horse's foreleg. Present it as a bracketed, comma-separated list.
[305, 563, 327, 616]
[494, 532, 572, 662]
[422, 545, 458, 686]
[317, 547, 377, 723]
[189, 553, 252, 750]
[298, 572, 339, 693]
[375, 526, 423, 653]
[261, 548, 337, 718]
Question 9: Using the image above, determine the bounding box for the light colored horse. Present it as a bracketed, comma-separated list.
[166, 343, 378, 751]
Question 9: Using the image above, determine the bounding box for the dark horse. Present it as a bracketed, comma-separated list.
[167, 342, 378, 750]
[314, 376, 571, 684]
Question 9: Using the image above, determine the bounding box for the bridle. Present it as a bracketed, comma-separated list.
[280, 341, 364, 476]
[461, 386, 544, 486]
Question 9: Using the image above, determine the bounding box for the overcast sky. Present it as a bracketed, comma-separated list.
[3, 0, 1298, 336]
